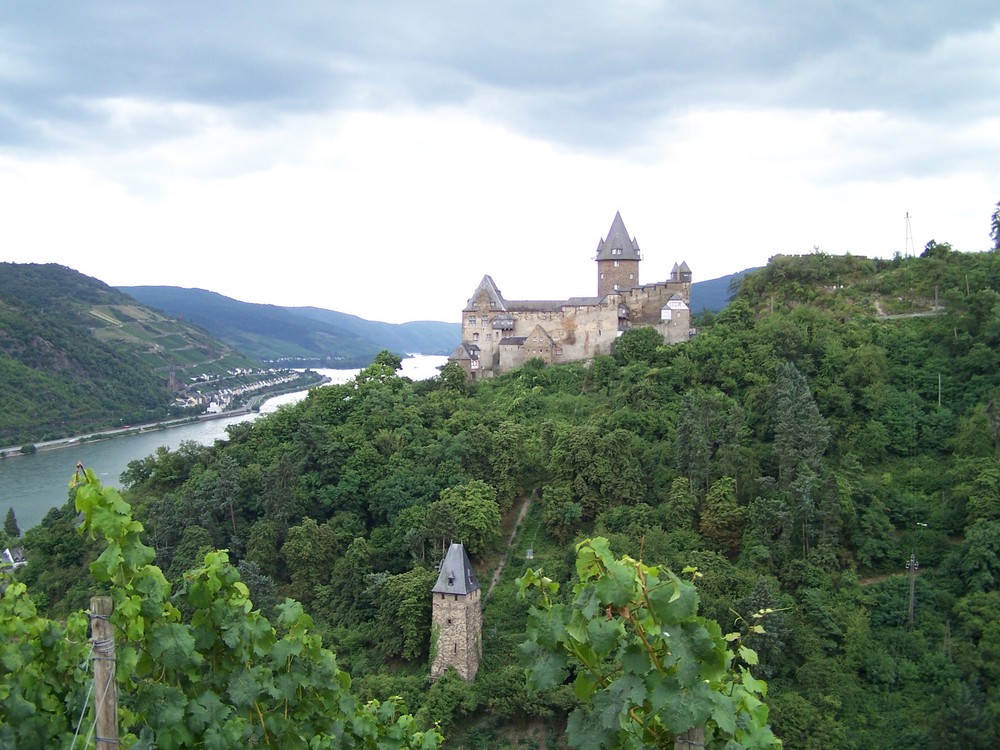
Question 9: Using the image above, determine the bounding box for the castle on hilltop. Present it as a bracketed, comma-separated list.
[449, 212, 692, 379]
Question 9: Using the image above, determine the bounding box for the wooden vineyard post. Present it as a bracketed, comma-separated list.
[90, 596, 118, 750]
[675, 726, 705, 749]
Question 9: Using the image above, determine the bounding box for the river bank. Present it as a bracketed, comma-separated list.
[0, 409, 252, 460]
[0, 355, 449, 532]
[0, 374, 331, 460]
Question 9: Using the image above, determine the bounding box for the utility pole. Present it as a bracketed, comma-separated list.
[906, 554, 919, 631]
[91, 596, 118, 750]
[907, 522, 928, 632]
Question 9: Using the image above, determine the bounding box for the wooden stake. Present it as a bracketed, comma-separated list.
[91, 596, 118, 750]
[676, 726, 705, 749]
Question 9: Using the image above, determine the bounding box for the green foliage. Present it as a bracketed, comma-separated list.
[5, 507, 19, 538]
[0, 468, 442, 749]
[518, 538, 779, 749]
[614, 327, 664, 366]
[700, 477, 744, 553]
[676, 388, 748, 494]
[424, 480, 502, 557]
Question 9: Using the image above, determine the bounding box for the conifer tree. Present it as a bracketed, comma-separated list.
[4, 507, 18, 538]
[771, 361, 829, 490]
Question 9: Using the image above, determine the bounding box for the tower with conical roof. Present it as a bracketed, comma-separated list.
[430, 542, 482, 682]
[596, 211, 641, 297]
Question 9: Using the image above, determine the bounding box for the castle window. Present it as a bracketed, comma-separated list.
[600, 273, 605, 279]
[447, 618, 453, 625]
[468, 317, 476, 326]
[614, 260, 620, 267]
[629, 273, 634, 280]
[612, 247, 622, 255]
[473, 332, 479, 341]
[454, 644, 458, 654]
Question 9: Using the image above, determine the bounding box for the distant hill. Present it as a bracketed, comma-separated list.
[689, 269, 758, 313]
[118, 286, 461, 366]
[287, 306, 461, 357]
[0, 264, 261, 445]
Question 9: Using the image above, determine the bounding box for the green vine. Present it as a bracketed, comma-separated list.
[0, 466, 442, 749]
[517, 537, 781, 750]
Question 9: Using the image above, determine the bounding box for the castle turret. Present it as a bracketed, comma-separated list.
[430, 542, 482, 682]
[596, 211, 641, 297]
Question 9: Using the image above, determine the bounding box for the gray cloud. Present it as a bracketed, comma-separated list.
[2, 1, 998, 155]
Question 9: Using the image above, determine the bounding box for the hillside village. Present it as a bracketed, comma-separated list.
[173, 367, 323, 413]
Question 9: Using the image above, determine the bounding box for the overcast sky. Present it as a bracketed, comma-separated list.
[2, 2, 999, 323]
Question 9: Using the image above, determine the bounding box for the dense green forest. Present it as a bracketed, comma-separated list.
[8, 227, 1000, 747]
[0, 264, 260, 445]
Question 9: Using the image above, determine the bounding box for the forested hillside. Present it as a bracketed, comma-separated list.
[10, 239, 1000, 747]
[0, 264, 260, 445]
[119, 285, 462, 365]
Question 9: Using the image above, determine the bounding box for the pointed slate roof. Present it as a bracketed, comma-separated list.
[595, 212, 641, 261]
[464, 275, 507, 312]
[432, 542, 480, 595]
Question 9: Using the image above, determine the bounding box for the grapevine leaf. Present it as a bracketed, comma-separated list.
[655, 677, 714, 735]
[519, 642, 569, 691]
[621, 643, 652, 675]
[89, 542, 123, 582]
[574, 670, 599, 701]
[593, 560, 633, 607]
[227, 667, 262, 708]
[710, 690, 737, 735]
[586, 613, 622, 658]
[187, 691, 230, 733]
[575, 585, 601, 620]
[150, 623, 202, 671]
[739, 645, 759, 666]
[647, 571, 698, 624]
[741, 666, 767, 696]
[566, 705, 618, 750]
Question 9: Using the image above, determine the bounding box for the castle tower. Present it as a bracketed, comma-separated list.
[430, 542, 482, 682]
[596, 211, 641, 297]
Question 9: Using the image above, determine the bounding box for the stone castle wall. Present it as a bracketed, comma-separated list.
[462, 276, 691, 375]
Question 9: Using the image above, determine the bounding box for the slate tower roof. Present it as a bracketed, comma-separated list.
[432, 542, 480, 595]
[595, 211, 641, 261]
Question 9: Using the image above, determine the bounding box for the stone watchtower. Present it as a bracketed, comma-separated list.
[430, 542, 482, 682]
[596, 211, 641, 297]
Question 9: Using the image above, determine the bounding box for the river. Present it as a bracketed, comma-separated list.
[0, 355, 448, 534]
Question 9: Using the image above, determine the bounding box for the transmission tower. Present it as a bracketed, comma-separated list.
[904, 212, 915, 256]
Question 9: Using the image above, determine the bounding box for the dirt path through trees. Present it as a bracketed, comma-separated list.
[486, 492, 534, 600]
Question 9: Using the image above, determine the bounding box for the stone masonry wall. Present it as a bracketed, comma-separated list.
[430, 588, 482, 682]
[598, 258, 640, 297]
[460, 277, 691, 377]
